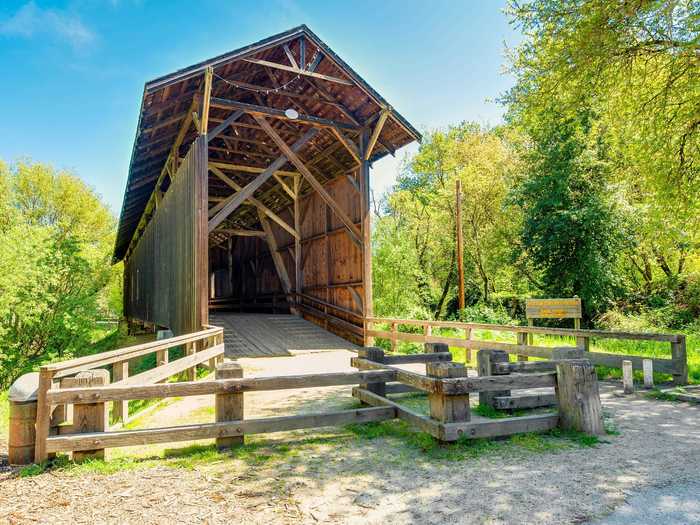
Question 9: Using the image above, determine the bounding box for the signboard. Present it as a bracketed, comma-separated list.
[526, 298, 582, 320]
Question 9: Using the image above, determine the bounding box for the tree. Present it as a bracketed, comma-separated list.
[0, 160, 118, 388]
[373, 123, 526, 318]
[510, 108, 623, 316]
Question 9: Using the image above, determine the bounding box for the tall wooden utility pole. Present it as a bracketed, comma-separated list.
[455, 179, 465, 310]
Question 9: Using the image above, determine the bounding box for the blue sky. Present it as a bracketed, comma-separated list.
[0, 1, 522, 215]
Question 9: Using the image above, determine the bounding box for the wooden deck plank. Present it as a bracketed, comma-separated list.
[209, 313, 359, 358]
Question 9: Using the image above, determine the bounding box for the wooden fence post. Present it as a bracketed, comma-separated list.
[358, 348, 386, 397]
[476, 349, 510, 408]
[426, 362, 470, 425]
[65, 370, 110, 461]
[464, 327, 472, 364]
[555, 359, 604, 435]
[112, 360, 129, 424]
[622, 360, 634, 394]
[185, 342, 197, 381]
[215, 362, 244, 449]
[516, 332, 528, 362]
[671, 336, 688, 386]
[390, 322, 397, 353]
[34, 368, 56, 463]
[643, 359, 654, 389]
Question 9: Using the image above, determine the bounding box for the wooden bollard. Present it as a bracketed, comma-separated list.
[622, 360, 634, 394]
[555, 359, 604, 435]
[63, 370, 110, 461]
[426, 362, 470, 424]
[643, 359, 654, 389]
[215, 361, 244, 449]
[476, 349, 510, 408]
[358, 348, 386, 397]
[8, 372, 39, 465]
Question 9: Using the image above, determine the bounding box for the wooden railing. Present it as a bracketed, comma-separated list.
[33, 325, 225, 462]
[366, 317, 688, 386]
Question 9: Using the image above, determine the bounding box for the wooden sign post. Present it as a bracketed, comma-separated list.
[525, 298, 585, 350]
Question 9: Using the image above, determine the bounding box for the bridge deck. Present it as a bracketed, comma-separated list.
[209, 313, 359, 358]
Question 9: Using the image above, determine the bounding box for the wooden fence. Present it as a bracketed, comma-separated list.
[366, 317, 688, 386]
[33, 325, 225, 462]
[30, 346, 604, 461]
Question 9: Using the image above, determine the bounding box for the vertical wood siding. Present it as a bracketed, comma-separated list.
[123, 137, 208, 334]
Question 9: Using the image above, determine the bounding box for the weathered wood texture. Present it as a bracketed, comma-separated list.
[555, 360, 604, 435]
[210, 174, 365, 344]
[8, 401, 37, 465]
[367, 317, 688, 385]
[215, 362, 244, 449]
[124, 137, 208, 334]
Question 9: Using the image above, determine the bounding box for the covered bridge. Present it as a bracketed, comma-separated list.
[114, 25, 420, 352]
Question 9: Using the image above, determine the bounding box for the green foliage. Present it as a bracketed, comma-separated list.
[0, 160, 119, 388]
[509, 109, 624, 315]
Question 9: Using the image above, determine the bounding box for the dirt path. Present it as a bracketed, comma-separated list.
[2, 351, 699, 525]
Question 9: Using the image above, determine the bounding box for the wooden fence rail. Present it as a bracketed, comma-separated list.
[16, 334, 610, 464]
[366, 317, 688, 386]
[33, 325, 225, 463]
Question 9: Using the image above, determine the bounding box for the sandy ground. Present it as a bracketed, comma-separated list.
[1, 350, 699, 525]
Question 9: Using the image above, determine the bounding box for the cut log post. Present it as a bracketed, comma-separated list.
[622, 360, 634, 394]
[555, 359, 604, 435]
[426, 362, 470, 425]
[112, 360, 129, 424]
[8, 372, 39, 465]
[358, 348, 386, 397]
[671, 336, 688, 386]
[64, 370, 110, 461]
[476, 349, 510, 408]
[215, 362, 244, 449]
[643, 359, 654, 389]
[425, 342, 450, 375]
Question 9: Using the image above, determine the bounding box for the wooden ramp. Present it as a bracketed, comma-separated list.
[209, 313, 359, 358]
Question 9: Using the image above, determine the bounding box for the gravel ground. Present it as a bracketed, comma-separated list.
[1, 350, 699, 525]
[592, 479, 700, 524]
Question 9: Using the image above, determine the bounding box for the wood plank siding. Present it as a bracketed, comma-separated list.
[124, 137, 208, 334]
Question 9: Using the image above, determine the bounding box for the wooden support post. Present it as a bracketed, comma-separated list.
[426, 362, 470, 425]
[185, 342, 197, 381]
[643, 359, 654, 389]
[112, 360, 129, 424]
[34, 368, 55, 463]
[516, 332, 528, 362]
[390, 322, 398, 353]
[293, 175, 302, 314]
[527, 318, 534, 346]
[455, 179, 465, 311]
[476, 349, 510, 408]
[574, 318, 589, 351]
[65, 370, 110, 461]
[156, 348, 169, 367]
[622, 359, 634, 394]
[671, 336, 688, 386]
[359, 129, 373, 345]
[358, 348, 386, 397]
[215, 362, 244, 449]
[464, 328, 472, 364]
[555, 360, 604, 435]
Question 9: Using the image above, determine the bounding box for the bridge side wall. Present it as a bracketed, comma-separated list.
[124, 137, 209, 334]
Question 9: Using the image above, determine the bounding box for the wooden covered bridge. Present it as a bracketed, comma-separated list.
[114, 25, 421, 354]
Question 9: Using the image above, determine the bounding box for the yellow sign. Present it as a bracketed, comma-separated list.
[526, 298, 582, 320]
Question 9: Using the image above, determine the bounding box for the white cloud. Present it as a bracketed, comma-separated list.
[0, 2, 95, 48]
